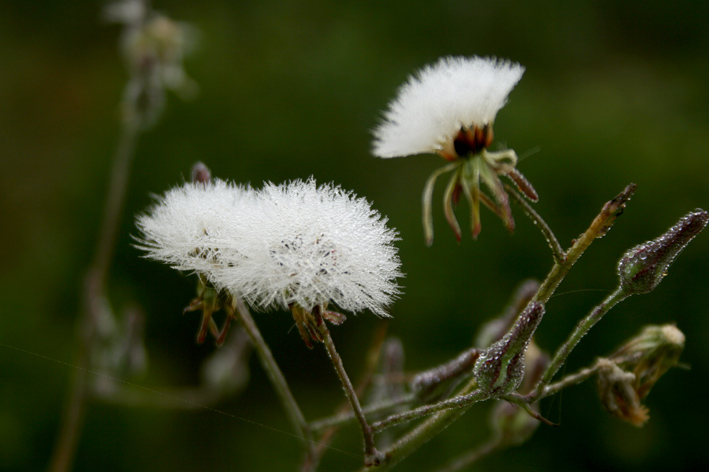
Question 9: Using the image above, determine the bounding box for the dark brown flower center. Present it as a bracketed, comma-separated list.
[453, 124, 493, 157]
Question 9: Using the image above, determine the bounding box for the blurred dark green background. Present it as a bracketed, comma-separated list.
[2, 0, 708, 471]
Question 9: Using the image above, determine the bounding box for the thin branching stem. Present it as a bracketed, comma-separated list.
[233, 299, 315, 457]
[305, 323, 390, 472]
[318, 321, 383, 467]
[356, 376, 480, 472]
[531, 183, 636, 305]
[353, 184, 637, 471]
[536, 360, 603, 399]
[529, 287, 629, 400]
[371, 388, 489, 433]
[310, 393, 418, 432]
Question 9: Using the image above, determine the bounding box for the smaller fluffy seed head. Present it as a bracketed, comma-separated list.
[373, 56, 524, 158]
[135, 179, 252, 281]
[215, 179, 403, 317]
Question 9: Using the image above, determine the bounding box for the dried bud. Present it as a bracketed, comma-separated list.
[618, 209, 708, 295]
[597, 324, 685, 426]
[609, 324, 685, 400]
[596, 358, 649, 426]
[473, 302, 545, 395]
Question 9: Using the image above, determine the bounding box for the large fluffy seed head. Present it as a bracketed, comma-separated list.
[135, 179, 253, 280]
[373, 56, 524, 158]
[214, 179, 403, 317]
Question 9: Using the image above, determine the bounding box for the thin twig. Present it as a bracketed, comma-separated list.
[537, 360, 603, 399]
[304, 322, 390, 472]
[318, 319, 384, 467]
[310, 393, 418, 432]
[529, 288, 628, 401]
[371, 389, 489, 433]
[506, 184, 565, 263]
[232, 298, 315, 458]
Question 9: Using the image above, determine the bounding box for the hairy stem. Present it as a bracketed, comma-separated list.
[371, 388, 489, 433]
[530, 288, 628, 400]
[318, 321, 383, 467]
[233, 299, 315, 457]
[537, 360, 603, 399]
[310, 393, 417, 432]
[506, 184, 564, 263]
[357, 377, 480, 472]
[532, 183, 636, 305]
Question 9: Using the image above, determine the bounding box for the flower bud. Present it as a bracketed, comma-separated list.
[596, 358, 649, 426]
[609, 324, 685, 400]
[597, 324, 685, 426]
[473, 302, 544, 395]
[618, 209, 708, 295]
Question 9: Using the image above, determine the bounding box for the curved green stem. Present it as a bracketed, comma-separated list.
[531, 287, 629, 399]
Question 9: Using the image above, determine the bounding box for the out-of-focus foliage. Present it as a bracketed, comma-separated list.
[1, 0, 707, 471]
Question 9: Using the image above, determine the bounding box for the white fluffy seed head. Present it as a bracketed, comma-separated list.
[135, 179, 253, 281]
[372, 56, 525, 158]
[213, 179, 403, 317]
[136, 178, 403, 317]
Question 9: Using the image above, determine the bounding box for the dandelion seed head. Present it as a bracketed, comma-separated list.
[215, 179, 403, 317]
[373, 56, 524, 158]
[135, 179, 252, 280]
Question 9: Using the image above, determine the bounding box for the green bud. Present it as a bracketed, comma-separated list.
[618, 209, 708, 295]
[473, 302, 545, 395]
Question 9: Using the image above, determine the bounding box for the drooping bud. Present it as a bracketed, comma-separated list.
[596, 358, 649, 426]
[596, 324, 685, 426]
[473, 302, 545, 395]
[618, 209, 708, 295]
[609, 324, 685, 400]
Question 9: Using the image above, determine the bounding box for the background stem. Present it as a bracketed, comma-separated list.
[48, 121, 139, 472]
